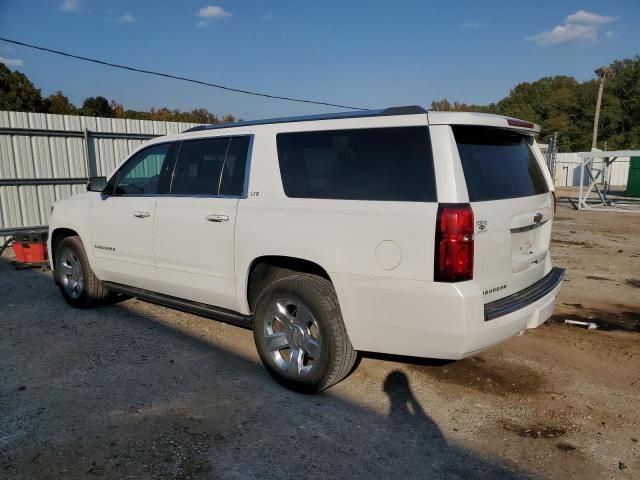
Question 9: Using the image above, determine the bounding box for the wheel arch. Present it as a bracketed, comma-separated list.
[50, 227, 80, 270]
[244, 255, 333, 314]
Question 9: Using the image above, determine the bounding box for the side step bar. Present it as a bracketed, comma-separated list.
[104, 282, 252, 330]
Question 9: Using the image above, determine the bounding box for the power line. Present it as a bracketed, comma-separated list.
[0, 37, 369, 111]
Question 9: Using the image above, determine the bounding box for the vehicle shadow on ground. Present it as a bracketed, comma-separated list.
[0, 256, 525, 479]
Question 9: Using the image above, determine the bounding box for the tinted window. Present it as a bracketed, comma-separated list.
[219, 136, 250, 196]
[171, 138, 229, 195]
[170, 137, 250, 196]
[114, 143, 171, 195]
[276, 127, 436, 202]
[454, 126, 549, 202]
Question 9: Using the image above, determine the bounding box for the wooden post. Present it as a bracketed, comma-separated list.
[592, 67, 610, 150]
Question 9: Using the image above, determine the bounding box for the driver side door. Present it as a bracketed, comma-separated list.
[90, 142, 175, 289]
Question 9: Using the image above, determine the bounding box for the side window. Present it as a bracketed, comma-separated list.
[114, 143, 171, 195]
[219, 136, 250, 196]
[276, 127, 436, 202]
[171, 138, 229, 195]
[170, 136, 251, 196]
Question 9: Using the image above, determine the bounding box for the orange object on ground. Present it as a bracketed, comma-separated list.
[13, 232, 48, 264]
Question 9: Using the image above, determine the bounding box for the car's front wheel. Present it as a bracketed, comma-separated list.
[54, 236, 109, 308]
[253, 274, 357, 392]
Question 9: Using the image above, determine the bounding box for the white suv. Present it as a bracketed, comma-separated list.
[48, 106, 564, 392]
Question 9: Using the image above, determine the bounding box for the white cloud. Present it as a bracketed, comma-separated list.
[463, 21, 487, 29]
[0, 56, 24, 67]
[605, 30, 619, 40]
[197, 5, 231, 27]
[528, 23, 597, 46]
[565, 10, 614, 26]
[117, 13, 136, 23]
[198, 6, 231, 19]
[61, 0, 79, 12]
[527, 10, 616, 46]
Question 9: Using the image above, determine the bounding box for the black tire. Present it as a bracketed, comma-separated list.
[54, 236, 109, 308]
[253, 274, 357, 393]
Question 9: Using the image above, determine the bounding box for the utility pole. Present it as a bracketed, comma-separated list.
[592, 67, 611, 151]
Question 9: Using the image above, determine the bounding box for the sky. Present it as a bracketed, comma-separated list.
[0, 0, 639, 120]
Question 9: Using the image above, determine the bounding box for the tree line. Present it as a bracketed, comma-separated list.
[0, 63, 237, 125]
[2, 55, 639, 151]
[431, 55, 640, 152]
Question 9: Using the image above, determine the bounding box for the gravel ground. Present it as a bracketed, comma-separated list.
[1, 201, 639, 479]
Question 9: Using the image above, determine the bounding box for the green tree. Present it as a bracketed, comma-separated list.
[0, 63, 45, 112]
[185, 108, 218, 123]
[431, 99, 469, 111]
[81, 96, 114, 117]
[607, 55, 640, 148]
[110, 101, 126, 118]
[430, 56, 640, 152]
[44, 91, 76, 115]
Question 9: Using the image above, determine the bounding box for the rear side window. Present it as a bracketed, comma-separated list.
[276, 127, 436, 202]
[453, 126, 549, 202]
[170, 136, 250, 196]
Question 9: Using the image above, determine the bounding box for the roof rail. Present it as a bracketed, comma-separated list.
[182, 105, 427, 133]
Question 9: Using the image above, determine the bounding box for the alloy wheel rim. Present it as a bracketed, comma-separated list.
[263, 298, 321, 377]
[59, 248, 84, 299]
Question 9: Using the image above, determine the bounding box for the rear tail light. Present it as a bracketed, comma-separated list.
[435, 204, 474, 282]
[552, 191, 557, 214]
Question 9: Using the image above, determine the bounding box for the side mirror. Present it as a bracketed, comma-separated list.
[87, 176, 108, 193]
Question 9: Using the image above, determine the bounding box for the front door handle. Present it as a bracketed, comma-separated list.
[205, 214, 229, 222]
[133, 210, 151, 218]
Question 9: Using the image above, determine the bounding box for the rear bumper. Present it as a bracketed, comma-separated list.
[332, 267, 564, 360]
[484, 267, 565, 321]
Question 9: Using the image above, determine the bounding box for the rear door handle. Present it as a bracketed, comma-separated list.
[133, 210, 151, 218]
[205, 214, 230, 222]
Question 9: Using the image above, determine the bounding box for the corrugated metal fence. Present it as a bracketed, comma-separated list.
[0, 111, 201, 239]
[554, 152, 630, 187]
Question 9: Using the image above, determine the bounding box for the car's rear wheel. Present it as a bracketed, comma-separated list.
[54, 236, 109, 308]
[253, 274, 357, 392]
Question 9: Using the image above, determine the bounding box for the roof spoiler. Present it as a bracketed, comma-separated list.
[427, 111, 541, 133]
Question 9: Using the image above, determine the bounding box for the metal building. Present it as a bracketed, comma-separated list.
[0, 111, 200, 240]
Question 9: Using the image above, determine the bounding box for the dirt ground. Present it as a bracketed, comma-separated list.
[1, 200, 639, 479]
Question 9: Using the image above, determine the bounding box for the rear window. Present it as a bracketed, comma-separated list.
[453, 126, 549, 202]
[276, 127, 436, 202]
